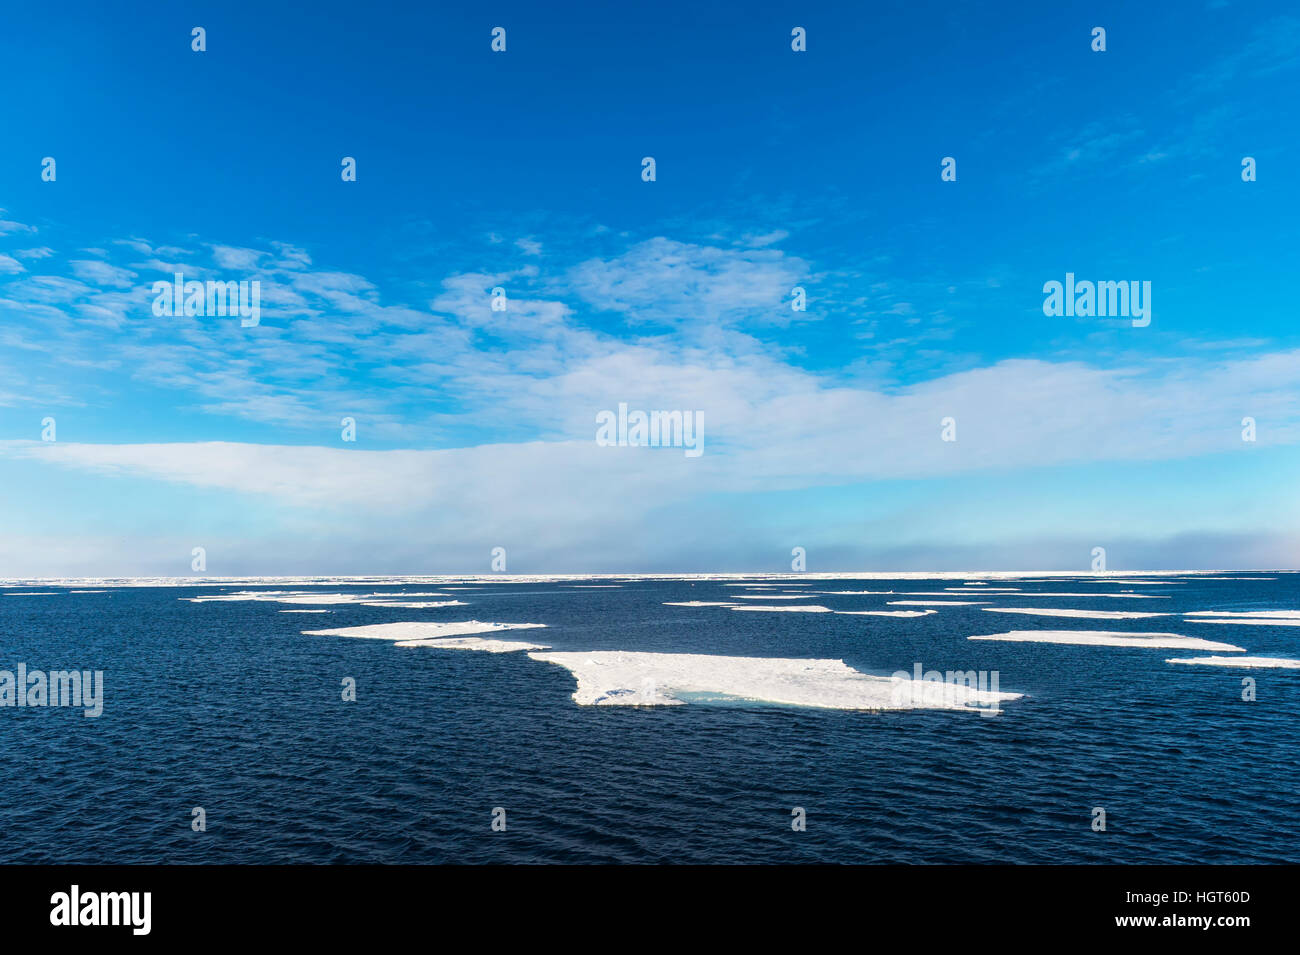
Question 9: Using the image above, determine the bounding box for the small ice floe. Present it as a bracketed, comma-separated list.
[811, 591, 895, 595]
[1183, 611, 1300, 626]
[526, 650, 1021, 711]
[303, 620, 547, 641]
[663, 601, 738, 607]
[969, 630, 1244, 652]
[4, 592, 58, 596]
[393, 636, 551, 653]
[359, 600, 468, 609]
[1166, 656, 1300, 669]
[187, 591, 457, 606]
[279, 609, 331, 613]
[888, 600, 987, 606]
[835, 609, 937, 617]
[989, 592, 1168, 599]
[733, 594, 805, 600]
[728, 604, 834, 613]
[981, 607, 1169, 620]
[1185, 610, 1300, 617]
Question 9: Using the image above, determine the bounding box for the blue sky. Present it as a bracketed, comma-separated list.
[0, 0, 1297, 574]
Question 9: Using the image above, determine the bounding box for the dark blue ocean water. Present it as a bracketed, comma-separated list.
[1, 574, 1297, 864]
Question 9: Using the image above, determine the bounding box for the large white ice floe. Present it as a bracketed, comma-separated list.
[969, 630, 1244, 652]
[525, 650, 1021, 711]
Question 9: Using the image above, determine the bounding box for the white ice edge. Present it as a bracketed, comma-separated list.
[728, 604, 834, 613]
[7, 570, 1286, 587]
[1185, 610, 1300, 619]
[969, 630, 1244, 651]
[835, 609, 937, 617]
[303, 620, 548, 641]
[1180, 618, 1300, 626]
[888, 600, 987, 606]
[393, 636, 551, 653]
[981, 607, 1170, 619]
[1166, 655, 1300, 669]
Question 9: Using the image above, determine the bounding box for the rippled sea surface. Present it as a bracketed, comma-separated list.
[1, 574, 1297, 864]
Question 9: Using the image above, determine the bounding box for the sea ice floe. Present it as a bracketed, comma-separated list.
[303, 620, 547, 641]
[728, 604, 833, 613]
[663, 601, 738, 607]
[981, 607, 1169, 620]
[969, 630, 1244, 652]
[1166, 656, 1300, 669]
[811, 591, 896, 595]
[1184, 610, 1300, 623]
[526, 650, 1021, 711]
[1180, 618, 1300, 627]
[279, 609, 331, 613]
[186, 591, 463, 608]
[360, 600, 468, 609]
[393, 636, 551, 653]
[988, 593, 1168, 599]
[1182, 611, 1300, 627]
[834, 609, 937, 617]
[888, 600, 986, 606]
[733, 594, 805, 600]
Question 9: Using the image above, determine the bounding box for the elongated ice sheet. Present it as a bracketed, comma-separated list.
[1166, 656, 1300, 669]
[304, 620, 547, 641]
[982, 607, 1169, 619]
[1186, 610, 1300, 620]
[889, 600, 986, 606]
[835, 609, 936, 617]
[393, 636, 550, 653]
[188, 591, 456, 605]
[663, 601, 738, 607]
[360, 600, 467, 609]
[961, 592, 1169, 599]
[527, 650, 1020, 710]
[969, 630, 1243, 651]
[728, 604, 833, 613]
[1182, 618, 1300, 627]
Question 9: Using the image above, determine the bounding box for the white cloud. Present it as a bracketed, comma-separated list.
[69, 259, 137, 288]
